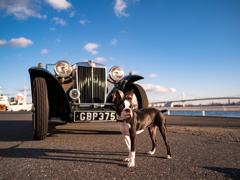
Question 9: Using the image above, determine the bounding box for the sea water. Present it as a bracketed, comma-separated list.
[163, 111, 240, 118]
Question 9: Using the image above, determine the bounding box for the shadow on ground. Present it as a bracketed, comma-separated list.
[203, 167, 240, 180]
[0, 143, 128, 166]
[0, 120, 121, 142]
[0, 144, 162, 167]
[47, 121, 121, 138]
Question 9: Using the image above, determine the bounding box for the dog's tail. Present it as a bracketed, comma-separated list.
[161, 109, 168, 114]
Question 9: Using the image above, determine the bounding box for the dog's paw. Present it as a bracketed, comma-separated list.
[147, 151, 155, 155]
[127, 152, 135, 167]
[123, 157, 130, 162]
[166, 155, 171, 159]
[127, 161, 135, 167]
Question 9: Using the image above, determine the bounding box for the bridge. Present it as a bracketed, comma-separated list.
[151, 92, 240, 107]
[151, 96, 240, 107]
[150, 93, 240, 116]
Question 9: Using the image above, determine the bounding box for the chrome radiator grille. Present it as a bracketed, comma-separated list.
[77, 66, 106, 103]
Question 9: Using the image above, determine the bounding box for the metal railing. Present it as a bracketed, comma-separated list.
[154, 106, 240, 116]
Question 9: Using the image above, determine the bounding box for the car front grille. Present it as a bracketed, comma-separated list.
[77, 66, 106, 103]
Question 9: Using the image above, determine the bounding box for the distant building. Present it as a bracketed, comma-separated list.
[8, 92, 26, 105]
[0, 96, 9, 110]
[15, 92, 26, 105]
[8, 97, 14, 103]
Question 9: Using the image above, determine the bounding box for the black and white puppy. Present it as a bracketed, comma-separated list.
[113, 89, 172, 167]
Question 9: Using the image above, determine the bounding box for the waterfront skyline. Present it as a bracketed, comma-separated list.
[0, 0, 239, 104]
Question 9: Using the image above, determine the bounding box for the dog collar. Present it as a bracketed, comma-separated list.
[116, 115, 131, 122]
[116, 119, 125, 122]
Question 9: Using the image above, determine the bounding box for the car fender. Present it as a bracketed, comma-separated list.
[106, 75, 144, 102]
[29, 67, 71, 119]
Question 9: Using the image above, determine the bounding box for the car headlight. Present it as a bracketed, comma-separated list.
[109, 66, 124, 81]
[69, 89, 80, 101]
[54, 61, 72, 78]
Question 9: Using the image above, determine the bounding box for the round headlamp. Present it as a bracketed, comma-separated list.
[54, 61, 72, 78]
[69, 89, 80, 100]
[109, 66, 124, 81]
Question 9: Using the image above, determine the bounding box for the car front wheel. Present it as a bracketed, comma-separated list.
[32, 77, 49, 140]
[124, 83, 148, 110]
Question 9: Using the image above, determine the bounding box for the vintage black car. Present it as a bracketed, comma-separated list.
[29, 60, 148, 140]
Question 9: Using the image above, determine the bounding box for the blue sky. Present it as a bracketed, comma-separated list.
[0, 0, 240, 104]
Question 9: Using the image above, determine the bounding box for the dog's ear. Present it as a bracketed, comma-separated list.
[125, 89, 134, 102]
[112, 89, 123, 104]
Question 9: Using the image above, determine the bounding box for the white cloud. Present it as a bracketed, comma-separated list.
[133, 71, 140, 74]
[109, 57, 114, 60]
[0, 37, 33, 48]
[95, 57, 106, 63]
[49, 27, 56, 31]
[52, 17, 67, 26]
[0, 40, 7, 46]
[79, 20, 90, 25]
[120, 30, 127, 33]
[56, 38, 61, 42]
[69, 11, 75, 17]
[83, 43, 100, 55]
[140, 84, 176, 94]
[45, 0, 72, 10]
[18, 54, 22, 56]
[41, 49, 48, 54]
[111, 39, 117, 45]
[114, 0, 129, 17]
[148, 74, 158, 78]
[0, 0, 47, 20]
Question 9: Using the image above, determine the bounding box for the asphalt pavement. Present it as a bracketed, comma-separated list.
[0, 112, 239, 179]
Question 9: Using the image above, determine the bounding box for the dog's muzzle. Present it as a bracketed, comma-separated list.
[124, 109, 132, 117]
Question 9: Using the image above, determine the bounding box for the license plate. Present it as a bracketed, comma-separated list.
[74, 111, 116, 121]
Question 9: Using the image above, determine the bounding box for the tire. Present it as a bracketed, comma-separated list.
[32, 77, 49, 140]
[124, 83, 148, 110]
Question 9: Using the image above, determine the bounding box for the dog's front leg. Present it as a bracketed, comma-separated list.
[118, 122, 132, 161]
[128, 151, 135, 167]
[123, 135, 131, 162]
[128, 127, 136, 167]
